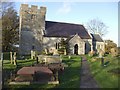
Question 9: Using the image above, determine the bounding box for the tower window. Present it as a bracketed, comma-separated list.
[56, 43, 58, 49]
[32, 45, 35, 50]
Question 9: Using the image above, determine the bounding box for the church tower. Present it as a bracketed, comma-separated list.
[19, 4, 46, 55]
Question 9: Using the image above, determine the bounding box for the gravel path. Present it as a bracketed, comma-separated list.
[80, 57, 99, 88]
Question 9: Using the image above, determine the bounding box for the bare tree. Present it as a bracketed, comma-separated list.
[86, 18, 108, 37]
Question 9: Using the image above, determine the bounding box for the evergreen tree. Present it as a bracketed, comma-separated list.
[2, 3, 19, 52]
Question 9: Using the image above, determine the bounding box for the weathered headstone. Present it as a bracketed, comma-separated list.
[13, 52, 17, 65]
[31, 50, 36, 59]
[101, 57, 104, 66]
[64, 49, 66, 55]
[44, 57, 47, 65]
[55, 71, 58, 81]
[99, 49, 104, 58]
[44, 48, 48, 55]
[68, 55, 71, 59]
[53, 49, 59, 55]
[1, 53, 3, 61]
[31, 50, 34, 59]
[10, 52, 13, 64]
[60, 55, 62, 62]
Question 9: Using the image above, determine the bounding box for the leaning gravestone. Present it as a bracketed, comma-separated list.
[44, 48, 48, 55]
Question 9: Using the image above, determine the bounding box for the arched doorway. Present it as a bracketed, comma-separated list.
[74, 44, 78, 55]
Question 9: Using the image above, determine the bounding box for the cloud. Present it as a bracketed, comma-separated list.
[57, 2, 73, 15]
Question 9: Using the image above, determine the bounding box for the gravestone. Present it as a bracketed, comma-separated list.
[101, 57, 104, 66]
[64, 49, 66, 55]
[10, 52, 13, 64]
[44, 48, 48, 55]
[44, 57, 47, 65]
[99, 49, 104, 58]
[31, 50, 34, 59]
[53, 49, 59, 55]
[31, 50, 36, 59]
[68, 55, 71, 59]
[60, 55, 62, 62]
[13, 52, 17, 65]
[1, 53, 3, 61]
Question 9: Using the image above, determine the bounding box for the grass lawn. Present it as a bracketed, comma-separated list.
[87, 54, 119, 88]
[55, 55, 81, 88]
[3, 55, 81, 89]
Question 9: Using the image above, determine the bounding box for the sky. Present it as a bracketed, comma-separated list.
[14, 1, 118, 46]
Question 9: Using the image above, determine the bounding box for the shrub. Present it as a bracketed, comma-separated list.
[88, 51, 96, 57]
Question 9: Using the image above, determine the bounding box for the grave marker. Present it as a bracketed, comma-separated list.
[10, 52, 13, 64]
[13, 52, 17, 65]
[1, 53, 3, 61]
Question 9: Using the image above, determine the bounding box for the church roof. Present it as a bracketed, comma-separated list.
[91, 34, 103, 42]
[45, 21, 91, 39]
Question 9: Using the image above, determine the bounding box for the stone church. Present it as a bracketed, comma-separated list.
[19, 4, 105, 55]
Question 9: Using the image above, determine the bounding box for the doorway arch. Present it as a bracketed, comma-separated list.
[74, 44, 78, 55]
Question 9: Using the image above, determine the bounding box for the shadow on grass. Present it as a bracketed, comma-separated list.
[17, 59, 35, 64]
[62, 60, 78, 66]
[107, 67, 120, 76]
[3, 84, 56, 90]
[50, 67, 80, 88]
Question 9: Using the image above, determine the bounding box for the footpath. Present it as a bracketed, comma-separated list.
[80, 57, 99, 88]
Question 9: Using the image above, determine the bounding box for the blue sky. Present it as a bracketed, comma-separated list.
[15, 2, 118, 46]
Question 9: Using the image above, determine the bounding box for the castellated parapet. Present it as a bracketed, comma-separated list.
[20, 4, 46, 16]
[19, 4, 46, 55]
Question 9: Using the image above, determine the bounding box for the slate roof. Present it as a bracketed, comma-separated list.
[91, 34, 103, 42]
[45, 21, 91, 39]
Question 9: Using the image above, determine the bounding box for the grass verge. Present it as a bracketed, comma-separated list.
[87, 54, 119, 88]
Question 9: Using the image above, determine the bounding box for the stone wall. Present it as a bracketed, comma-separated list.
[43, 37, 67, 53]
[83, 39, 92, 54]
[94, 41, 105, 54]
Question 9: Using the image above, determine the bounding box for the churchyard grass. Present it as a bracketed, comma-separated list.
[3, 53, 81, 89]
[87, 54, 119, 88]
